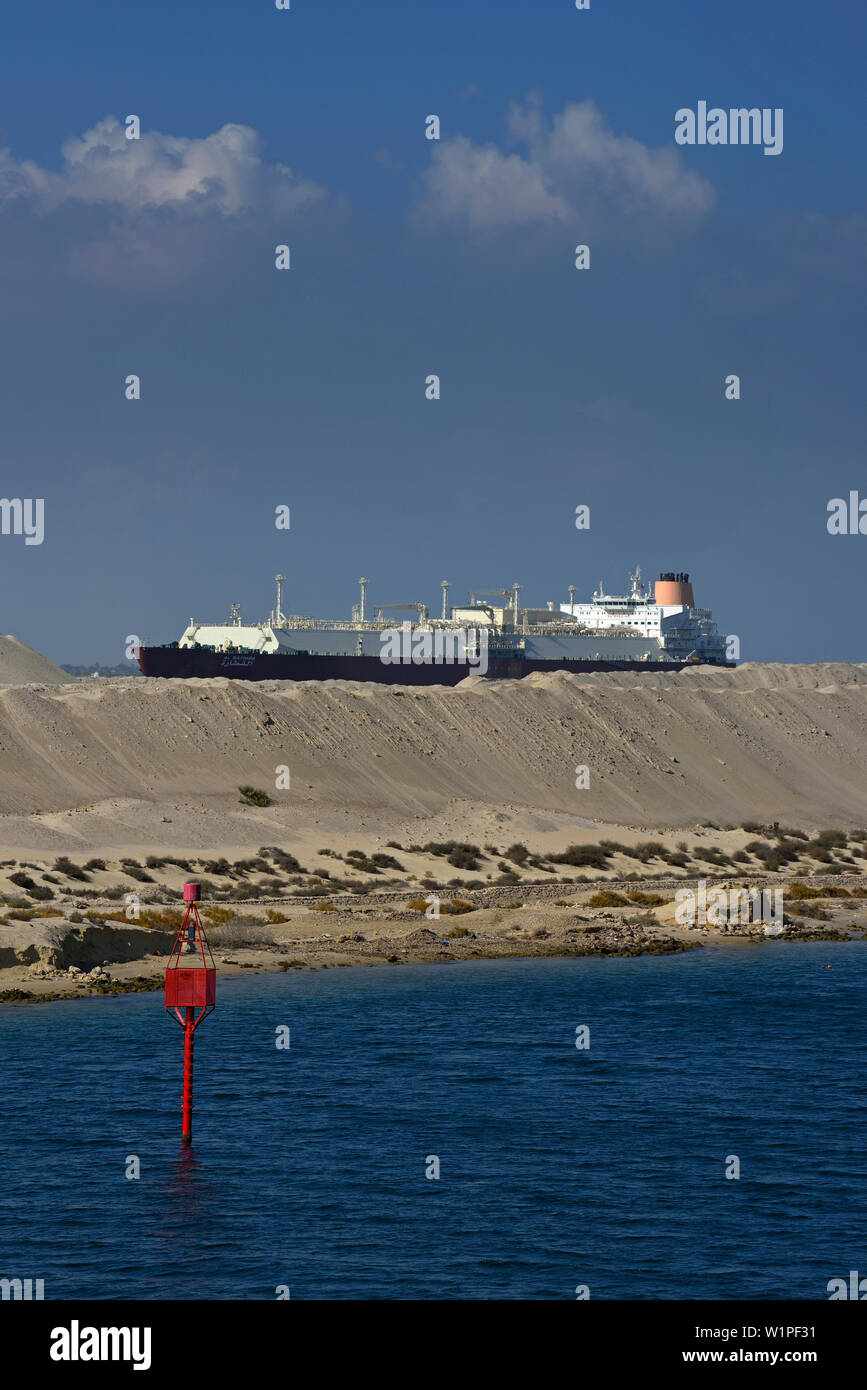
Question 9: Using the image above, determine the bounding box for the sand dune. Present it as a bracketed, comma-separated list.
[0, 664, 865, 855]
[0, 634, 70, 685]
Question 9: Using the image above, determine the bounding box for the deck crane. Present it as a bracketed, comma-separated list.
[372, 601, 430, 623]
[466, 588, 511, 607]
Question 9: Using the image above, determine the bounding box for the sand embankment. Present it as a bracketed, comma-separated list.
[0, 634, 69, 685]
[0, 665, 865, 855]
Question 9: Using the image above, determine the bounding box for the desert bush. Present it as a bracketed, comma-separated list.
[746, 840, 796, 867]
[372, 852, 403, 870]
[87, 907, 182, 929]
[548, 844, 611, 869]
[201, 858, 235, 877]
[792, 903, 831, 920]
[634, 841, 666, 862]
[627, 891, 666, 906]
[265, 909, 289, 923]
[231, 883, 267, 900]
[441, 899, 476, 915]
[405, 898, 430, 913]
[777, 838, 807, 859]
[446, 925, 472, 938]
[692, 847, 732, 866]
[202, 906, 236, 923]
[448, 848, 479, 870]
[27, 884, 55, 901]
[239, 786, 271, 807]
[54, 857, 90, 881]
[207, 922, 279, 946]
[84, 858, 107, 872]
[504, 843, 530, 866]
[258, 847, 301, 872]
[623, 912, 659, 929]
[813, 829, 848, 848]
[423, 841, 482, 870]
[587, 890, 628, 907]
[310, 901, 337, 912]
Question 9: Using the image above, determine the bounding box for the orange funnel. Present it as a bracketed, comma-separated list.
[654, 578, 695, 608]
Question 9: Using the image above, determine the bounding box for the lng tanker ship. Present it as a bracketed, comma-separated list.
[137, 569, 733, 683]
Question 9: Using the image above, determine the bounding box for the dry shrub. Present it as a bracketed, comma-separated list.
[587, 890, 628, 908]
[203, 906, 236, 923]
[207, 922, 278, 946]
[786, 883, 822, 900]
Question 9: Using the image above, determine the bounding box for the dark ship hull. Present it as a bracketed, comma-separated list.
[137, 645, 712, 684]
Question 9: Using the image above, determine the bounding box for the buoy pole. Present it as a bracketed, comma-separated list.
[165, 882, 215, 1147]
[182, 1006, 194, 1145]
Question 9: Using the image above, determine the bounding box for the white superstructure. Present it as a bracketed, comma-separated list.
[559, 567, 727, 663]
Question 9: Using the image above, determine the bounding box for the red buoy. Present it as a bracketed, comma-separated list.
[165, 883, 216, 1145]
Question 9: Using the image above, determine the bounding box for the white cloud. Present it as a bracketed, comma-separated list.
[416, 97, 715, 238]
[0, 116, 324, 217]
[0, 117, 328, 289]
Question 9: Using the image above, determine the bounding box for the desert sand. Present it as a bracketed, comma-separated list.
[0, 633, 69, 685]
[1, 662, 866, 999]
[0, 664, 866, 853]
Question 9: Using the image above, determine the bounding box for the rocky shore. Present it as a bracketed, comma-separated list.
[3, 873, 864, 1004]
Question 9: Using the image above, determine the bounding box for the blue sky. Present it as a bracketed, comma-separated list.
[0, 0, 865, 663]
